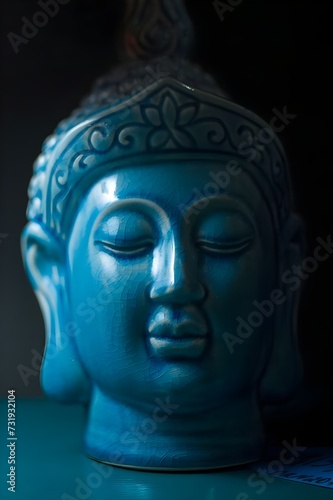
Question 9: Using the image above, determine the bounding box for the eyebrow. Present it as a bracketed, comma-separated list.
[182, 195, 257, 230]
[93, 198, 171, 233]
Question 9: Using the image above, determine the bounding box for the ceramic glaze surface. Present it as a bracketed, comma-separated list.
[67, 162, 273, 467]
[21, 0, 304, 470]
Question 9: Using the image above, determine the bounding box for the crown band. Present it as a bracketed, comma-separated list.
[27, 78, 291, 239]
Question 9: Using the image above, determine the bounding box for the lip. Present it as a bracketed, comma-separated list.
[147, 318, 207, 338]
[147, 335, 207, 359]
[146, 306, 209, 360]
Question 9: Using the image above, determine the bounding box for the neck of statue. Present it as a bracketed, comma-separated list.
[83, 386, 264, 470]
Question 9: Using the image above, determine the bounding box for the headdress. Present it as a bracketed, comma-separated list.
[27, 0, 291, 239]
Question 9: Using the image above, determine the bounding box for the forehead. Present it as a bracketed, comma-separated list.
[84, 160, 264, 211]
[71, 160, 275, 242]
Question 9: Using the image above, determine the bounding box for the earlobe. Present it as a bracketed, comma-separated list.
[21, 221, 64, 295]
[21, 222, 65, 352]
[260, 214, 305, 403]
[21, 222, 91, 404]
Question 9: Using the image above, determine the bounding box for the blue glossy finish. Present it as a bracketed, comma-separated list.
[21, 0, 304, 471]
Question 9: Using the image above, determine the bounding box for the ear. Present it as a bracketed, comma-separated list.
[260, 214, 305, 403]
[21, 222, 91, 404]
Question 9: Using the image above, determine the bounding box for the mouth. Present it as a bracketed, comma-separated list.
[148, 335, 207, 359]
[146, 307, 209, 360]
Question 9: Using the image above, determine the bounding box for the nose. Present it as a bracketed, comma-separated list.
[149, 240, 206, 304]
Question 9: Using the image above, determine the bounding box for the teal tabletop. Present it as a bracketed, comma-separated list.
[1, 399, 332, 500]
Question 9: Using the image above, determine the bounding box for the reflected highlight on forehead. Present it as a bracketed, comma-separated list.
[84, 164, 267, 238]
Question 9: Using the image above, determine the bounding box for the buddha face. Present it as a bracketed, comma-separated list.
[66, 159, 278, 411]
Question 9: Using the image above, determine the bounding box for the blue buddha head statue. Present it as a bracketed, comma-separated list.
[21, 0, 304, 470]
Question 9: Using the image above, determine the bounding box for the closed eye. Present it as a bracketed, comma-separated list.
[95, 239, 154, 257]
[196, 237, 253, 255]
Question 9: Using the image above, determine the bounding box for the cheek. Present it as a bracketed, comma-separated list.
[93, 251, 152, 299]
[201, 244, 274, 323]
[68, 251, 153, 388]
[200, 247, 276, 387]
[72, 244, 152, 296]
[202, 246, 262, 286]
[68, 249, 152, 348]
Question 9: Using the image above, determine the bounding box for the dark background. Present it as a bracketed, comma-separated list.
[1, 0, 332, 446]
